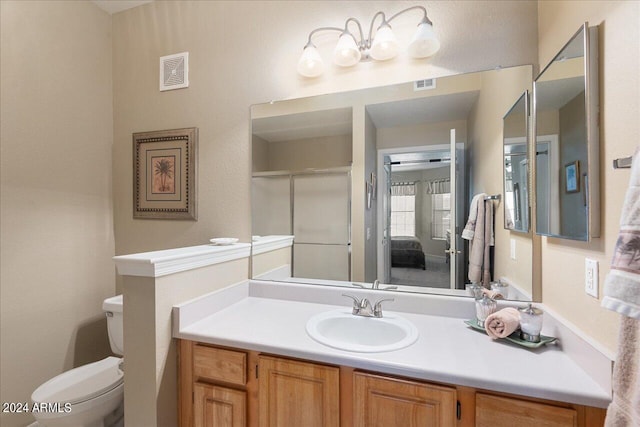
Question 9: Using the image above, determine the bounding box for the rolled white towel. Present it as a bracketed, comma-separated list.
[484, 308, 520, 339]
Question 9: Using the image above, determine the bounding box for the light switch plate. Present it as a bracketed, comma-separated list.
[585, 258, 599, 298]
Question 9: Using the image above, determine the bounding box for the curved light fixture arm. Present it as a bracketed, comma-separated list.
[387, 5, 432, 26]
[343, 17, 365, 49]
[304, 26, 344, 48]
[366, 11, 387, 49]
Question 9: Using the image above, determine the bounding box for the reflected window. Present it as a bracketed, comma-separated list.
[431, 193, 451, 240]
[391, 183, 416, 236]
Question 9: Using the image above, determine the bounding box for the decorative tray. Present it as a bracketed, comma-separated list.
[464, 319, 557, 348]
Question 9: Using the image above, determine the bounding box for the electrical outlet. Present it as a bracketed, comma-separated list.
[510, 239, 516, 260]
[585, 258, 599, 298]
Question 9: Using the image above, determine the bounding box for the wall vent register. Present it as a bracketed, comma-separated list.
[160, 52, 189, 91]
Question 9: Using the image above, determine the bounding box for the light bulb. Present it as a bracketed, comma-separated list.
[408, 21, 440, 58]
[297, 44, 324, 78]
[333, 33, 361, 67]
[370, 23, 399, 61]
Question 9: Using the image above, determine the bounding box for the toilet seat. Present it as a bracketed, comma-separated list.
[32, 357, 124, 406]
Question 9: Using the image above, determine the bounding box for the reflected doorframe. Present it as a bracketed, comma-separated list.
[376, 143, 465, 290]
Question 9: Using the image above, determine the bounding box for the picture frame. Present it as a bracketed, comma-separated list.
[133, 127, 198, 220]
[565, 160, 580, 193]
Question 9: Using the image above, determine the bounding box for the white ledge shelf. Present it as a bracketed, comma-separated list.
[251, 235, 294, 255]
[113, 243, 251, 278]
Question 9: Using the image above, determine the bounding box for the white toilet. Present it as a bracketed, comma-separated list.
[31, 295, 124, 427]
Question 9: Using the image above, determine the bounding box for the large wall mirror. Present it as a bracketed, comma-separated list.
[251, 65, 536, 301]
[503, 91, 530, 233]
[534, 23, 600, 240]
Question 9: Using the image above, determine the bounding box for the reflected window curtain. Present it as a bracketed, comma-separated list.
[425, 178, 450, 195]
[391, 183, 416, 236]
[426, 179, 451, 240]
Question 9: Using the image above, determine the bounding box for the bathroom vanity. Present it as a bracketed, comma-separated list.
[173, 280, 610, 427]
[178, 341, 605, 427]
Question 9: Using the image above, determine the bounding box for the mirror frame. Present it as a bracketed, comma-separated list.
[503, 90, 530, 234]
[533, 22, 600, 240]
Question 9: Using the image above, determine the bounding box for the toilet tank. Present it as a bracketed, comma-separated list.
[102, 295, 123, 356]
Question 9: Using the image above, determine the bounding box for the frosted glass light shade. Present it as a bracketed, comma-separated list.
[333, 33, 361, 67]
[408, 22, 440, 58]
[370, 24, 399, 61]
[297, 44, 325, 77]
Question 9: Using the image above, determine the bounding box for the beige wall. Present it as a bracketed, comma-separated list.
[537, 0, 640, 355]
[264, 134, 352, 171]
[378, 119, 469, 150]
[0, 2, 114, 426]
[252, 247, 292, 278]
[468, 66, 534, 295]
[111, 0, 538, 259]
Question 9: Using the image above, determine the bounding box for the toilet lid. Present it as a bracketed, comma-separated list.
[32, 357, 123, 405]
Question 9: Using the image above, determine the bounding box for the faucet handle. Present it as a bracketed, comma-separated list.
[373, 298, 395, 317]
[342, 293, 362, 314]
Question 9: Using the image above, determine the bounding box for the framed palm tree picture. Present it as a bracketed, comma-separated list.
[133, 127, 198, 219]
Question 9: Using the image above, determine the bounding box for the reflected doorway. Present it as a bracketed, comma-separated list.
[378, 144, 465, 290]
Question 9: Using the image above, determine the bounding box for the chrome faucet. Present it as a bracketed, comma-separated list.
[342, 294, 394, 318]
[372, 280, 398, 291]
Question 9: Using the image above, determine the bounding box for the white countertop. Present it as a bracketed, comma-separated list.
[174, 280, 611, 408]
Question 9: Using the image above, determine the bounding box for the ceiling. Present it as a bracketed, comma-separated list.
[91, 0, 152, 15]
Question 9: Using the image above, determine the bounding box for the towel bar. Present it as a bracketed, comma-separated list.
[613, 156, 632, 169]
[484, 194, 501, 201]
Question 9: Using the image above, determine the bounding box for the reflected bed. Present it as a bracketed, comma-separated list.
[391, 236, 426, 270]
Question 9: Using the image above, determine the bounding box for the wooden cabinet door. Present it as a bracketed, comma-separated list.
[194, 382, 246, 427]
[258, 355, 340, 427]
[353, 372, 457, 427]
[476, 393, 577, 427]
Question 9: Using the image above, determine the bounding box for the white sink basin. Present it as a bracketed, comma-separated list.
[306, 309, 419, 353]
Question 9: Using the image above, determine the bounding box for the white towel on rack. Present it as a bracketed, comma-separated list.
[462, 193, 485, 241]
[464, 194, 495, 286]
[602, 147, 640, 319]
[601, 147, 640, 427]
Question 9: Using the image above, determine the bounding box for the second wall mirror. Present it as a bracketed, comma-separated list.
[534, 23, 600, 241]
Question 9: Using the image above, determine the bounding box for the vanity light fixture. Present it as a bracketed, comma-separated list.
[297, 5, 440, 78]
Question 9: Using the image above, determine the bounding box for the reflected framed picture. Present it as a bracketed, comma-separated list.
[133, 127, 198, 219]
[565, 161, 580, 193]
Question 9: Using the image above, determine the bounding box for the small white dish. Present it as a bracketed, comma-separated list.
[210, 238, 239, 246]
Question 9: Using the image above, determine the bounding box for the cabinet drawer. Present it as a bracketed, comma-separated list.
[476, 393, 577, 427]
[193, 344, 247, 386]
